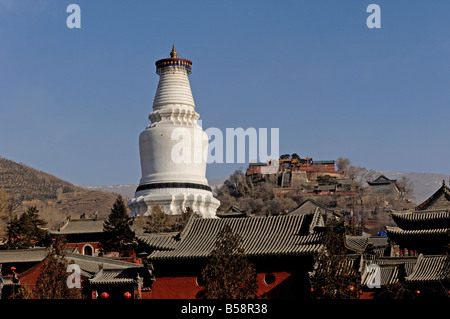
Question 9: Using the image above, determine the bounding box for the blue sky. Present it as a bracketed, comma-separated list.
[0, 0, 449, 186]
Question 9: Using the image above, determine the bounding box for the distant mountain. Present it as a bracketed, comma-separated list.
[81, 184, 137, 200]
[0, 157, 119, 228]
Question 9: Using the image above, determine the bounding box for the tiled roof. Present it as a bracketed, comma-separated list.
[345, 236, 370, 253]
[344, 236, 389, 255]
[0, 275, 19, 287]
[0, 249, 155, 288]
[143, 214, 324, 262]
[369, 236, 389, 248]
[367, 175, 396, 186]
[415, 182, 450, 210]
[64, 252, 143, 278]
[288, 199, 337, 216]
[374, 256, 418, 276]
[50, 218, 106, 234]
[386, 226, 450, 238]
[88, 268, 148, 286]
[391, 210, 450, 230]
[0, 248, 48, 263]
[361, 264, 400, 286]
[216, 205, 247, 218]
[136, 232, 179, 251]
[361, 256, 418, 286]
[0, 247, 145, 281]
[405, 254, 449, 284]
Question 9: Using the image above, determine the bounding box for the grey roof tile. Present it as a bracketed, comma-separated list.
[405, 254, 449, 284]
[143, 214, 324, 262]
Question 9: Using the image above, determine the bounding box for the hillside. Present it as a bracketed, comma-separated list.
[81, 172, 450, 207]
[0, 157, 119, 229]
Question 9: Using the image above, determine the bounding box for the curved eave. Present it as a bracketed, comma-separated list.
[136, 233, 179, 251]
[89, 279, 138, 286]
[405, 255, 449, 284]
[386, 226, 450, 243]
[415, 185, 450, 210]
[391, 210, 450, 230]
[148, 243, 324, 263]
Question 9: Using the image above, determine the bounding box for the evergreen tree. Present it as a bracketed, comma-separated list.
[6, 206, 47, 249]
[34, 237, 82, 299]
[100, 195, 136, 257]
[199, 224, 258, 299]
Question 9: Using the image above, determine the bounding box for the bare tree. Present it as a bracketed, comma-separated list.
[336, 158, 350, 172]
[219, 169, 254, 199]
[396, 176, 415, 201]
[0, 189, 22, 240]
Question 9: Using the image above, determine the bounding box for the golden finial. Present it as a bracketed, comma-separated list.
[170, 45, 178, 58]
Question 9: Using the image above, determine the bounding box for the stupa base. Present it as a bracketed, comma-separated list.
[128, 186, 220, 218]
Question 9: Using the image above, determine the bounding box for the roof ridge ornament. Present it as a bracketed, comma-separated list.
[170, 45, 177, 58]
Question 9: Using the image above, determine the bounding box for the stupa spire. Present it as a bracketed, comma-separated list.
[170, 45, 178, 58]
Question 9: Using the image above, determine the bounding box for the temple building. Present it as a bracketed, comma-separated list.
[350, 181, 450, 299]
[367, 175, 400, 199]
[128, 46, 220, 218]
[0, 248, 154, 299]
[135, 212, 332, 298]
[49, 214, 106, 257]
[386, 180, 450, 256]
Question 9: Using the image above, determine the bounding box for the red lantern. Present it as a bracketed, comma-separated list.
[123, 292, 132, 299]
[414, 289, 420, 295]
[349, 285, 355, 292]
[100, 292, 109, 299]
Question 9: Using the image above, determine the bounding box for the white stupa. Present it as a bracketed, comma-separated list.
[128, 46, 220, 218]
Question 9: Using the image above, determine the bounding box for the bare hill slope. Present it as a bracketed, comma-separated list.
[0, 157, 119, 229]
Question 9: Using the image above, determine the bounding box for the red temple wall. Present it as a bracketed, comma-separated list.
[144, 271, 292, 299]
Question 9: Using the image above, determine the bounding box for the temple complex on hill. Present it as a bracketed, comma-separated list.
[245, 156, 354, 196]
[246, 157, 344, 182]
